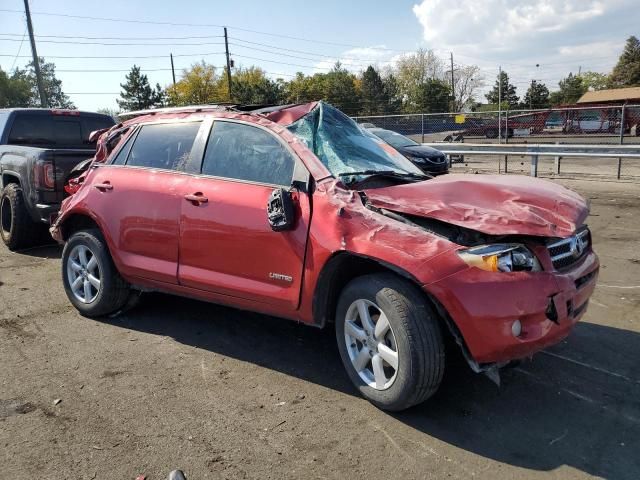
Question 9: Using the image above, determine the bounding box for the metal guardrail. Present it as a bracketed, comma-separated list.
[424, 142, 640, 178]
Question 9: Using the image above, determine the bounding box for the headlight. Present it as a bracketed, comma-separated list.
[407, 155, 426, 163]
[457, 244, 541, 272]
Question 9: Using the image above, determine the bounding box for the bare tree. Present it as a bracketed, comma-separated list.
[452, 65, 484, 111]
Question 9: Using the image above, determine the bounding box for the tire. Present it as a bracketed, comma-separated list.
[335, 273, 445, 411]
[485, 129, 498, 138]
[1, 183, 40, 250]
[61, 229, 130, 317]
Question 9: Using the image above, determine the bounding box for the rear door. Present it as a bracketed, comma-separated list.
[88, 120, 204, 284]
[178, 120, 311, 310]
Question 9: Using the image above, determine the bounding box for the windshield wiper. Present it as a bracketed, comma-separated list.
[336, 170, 428, 184]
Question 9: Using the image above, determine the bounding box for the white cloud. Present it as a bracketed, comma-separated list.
[313, 45, 396, 73]
[411, 0, 635, 96]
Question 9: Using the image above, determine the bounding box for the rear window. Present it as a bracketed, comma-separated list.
[6, 112, 114, 148]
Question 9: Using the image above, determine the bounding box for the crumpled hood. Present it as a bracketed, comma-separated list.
[363, 174, 589, 238]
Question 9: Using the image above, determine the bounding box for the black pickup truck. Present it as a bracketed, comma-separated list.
[0, 109, 114, 250]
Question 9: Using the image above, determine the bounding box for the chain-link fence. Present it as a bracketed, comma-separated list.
[355, 104, 640, 145]
[354, 104, 640, 180]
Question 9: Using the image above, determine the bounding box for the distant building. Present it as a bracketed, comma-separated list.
[577, 87, 640, 105]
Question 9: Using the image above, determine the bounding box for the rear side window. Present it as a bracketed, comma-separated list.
[126, 122, 201, 171]
[8, 114, 54, 146]
[202, 121, 294, 186]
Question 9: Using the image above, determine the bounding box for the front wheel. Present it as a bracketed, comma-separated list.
[335, 274, 445, 411]
[62, 229, 131, 317]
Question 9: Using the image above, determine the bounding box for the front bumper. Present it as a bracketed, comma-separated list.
[427, 250, 599, 364]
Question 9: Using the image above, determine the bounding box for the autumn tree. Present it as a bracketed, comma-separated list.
[610, 36, 640, 87]
[118, 65, 164, 111]
[485, 71, 519, 108]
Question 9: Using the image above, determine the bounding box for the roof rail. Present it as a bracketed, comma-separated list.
[119, 104, 234, 118]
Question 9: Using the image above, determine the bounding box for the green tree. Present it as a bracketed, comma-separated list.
[609, 36, 640, 87]
[228, 66, 284, 105]
[323, 63, 360, 115]
[382, 73, 402, 113]
[96, 107, 120, 121]
[485, 71, 519, 108]
[22, 57, 74, 108]
[360, 66, 388, 115]
[548, 73, 586, 105]
[0, 67, 31, 107]
[523, 81, 550, 109]
[580, 71, 609, 91]
[117, 65, 164, 111]
[413, 79, 451, 113]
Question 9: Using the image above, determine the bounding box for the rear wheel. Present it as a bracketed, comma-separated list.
[485, 128, 498, 138]
[335, 273, 445, 411]
[1, 183, 40, 251]
[62, 229, 131, 317]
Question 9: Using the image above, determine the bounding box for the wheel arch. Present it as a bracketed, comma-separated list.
[1, 171, 22, 189]
[312, 251, 423, 329]
[58, 212, 103, 242]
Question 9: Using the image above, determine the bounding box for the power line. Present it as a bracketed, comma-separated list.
[0, 8, 404, 52]
[9, 29, 27, 71]
[230, 37, 395, 63]
[0, 52, 226, 59]
[0, 37, 226, 47]
[0, 32, 225, 40]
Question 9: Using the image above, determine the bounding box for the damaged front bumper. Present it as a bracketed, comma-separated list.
[427, 250, 599, 364]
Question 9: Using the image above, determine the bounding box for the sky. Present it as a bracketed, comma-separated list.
[0, 0, 637, 111]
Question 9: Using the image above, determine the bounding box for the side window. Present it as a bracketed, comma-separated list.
[126, 122, 201, 171]
[111, 130, 137, 165]
[202, 121, 295, 186]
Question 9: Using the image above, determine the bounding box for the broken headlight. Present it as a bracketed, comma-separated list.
[457, 244, 541, 273]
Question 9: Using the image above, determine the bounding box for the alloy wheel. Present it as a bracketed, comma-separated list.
[344, 299, 399, 390]
[66, 244, 102, 303]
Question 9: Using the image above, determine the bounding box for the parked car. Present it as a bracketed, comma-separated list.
[0, 108, 114, 250]
[51, 101, 599, 411]
[365, 127, 448, 175]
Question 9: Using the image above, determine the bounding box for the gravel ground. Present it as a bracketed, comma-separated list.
[1, 178, 639, 480]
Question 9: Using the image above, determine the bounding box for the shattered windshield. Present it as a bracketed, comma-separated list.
[286, 102, 423, 178]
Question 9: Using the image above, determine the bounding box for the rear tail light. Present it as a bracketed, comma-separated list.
[33, 160, 55, 190]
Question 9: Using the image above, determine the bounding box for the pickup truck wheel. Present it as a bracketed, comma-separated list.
[62, 229, 130, 317]
[1, 183, 39, 251]
[335, 274, 445, 411]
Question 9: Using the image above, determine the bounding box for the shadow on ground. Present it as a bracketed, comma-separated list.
[103, 293, 639, 479]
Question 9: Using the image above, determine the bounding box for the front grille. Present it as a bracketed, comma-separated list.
[547, 227, 590, 271]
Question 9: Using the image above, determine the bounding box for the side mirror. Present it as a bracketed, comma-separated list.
[267, 188, 295, 232]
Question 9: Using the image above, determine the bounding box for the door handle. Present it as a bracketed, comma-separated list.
[184, 192, 208, 205]
[94, 182, 113, 191]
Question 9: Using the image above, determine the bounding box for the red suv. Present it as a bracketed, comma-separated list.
[51, 102, 599, 411]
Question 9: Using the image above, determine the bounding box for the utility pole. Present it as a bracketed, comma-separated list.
[498, 66, 502, 143]
[170, 53, 176, 88]
[224, 27, 232, 101]
[450, 52, 455, 112]
[23, 0, 47, 107]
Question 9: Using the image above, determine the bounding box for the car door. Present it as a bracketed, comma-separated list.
[178, 119, 311, 311]
[88, 120, 204, 284]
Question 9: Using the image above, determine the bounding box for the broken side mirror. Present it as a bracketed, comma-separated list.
[267, 188, 295, 232]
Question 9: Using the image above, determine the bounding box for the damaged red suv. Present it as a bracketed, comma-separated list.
[51, 102, 599, 411]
